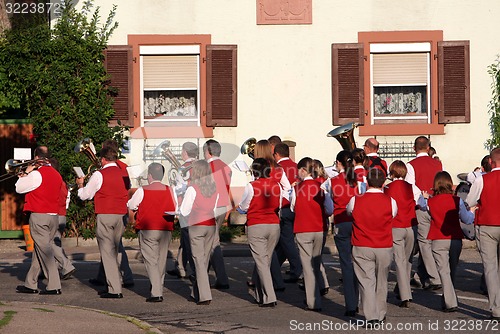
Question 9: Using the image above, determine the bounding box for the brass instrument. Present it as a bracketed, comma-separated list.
[0, 158, 48, 182]
[74, 138, 101, 177]
[153, 140, 192, 186]
[327, 122, 358, 151]
[240, 137, 257, 159]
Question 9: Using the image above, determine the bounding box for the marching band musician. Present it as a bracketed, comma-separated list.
[465, 148, 500, 321]
[16, 146, 64, 295]
[291, 157, 333, 312]
[322, 150, 359, 317]
[426, 171, 475, 312]
[238, 158, 282, 307]
[203, 139, 231, 290]
[127, 163, 178, 302]
[168, 141, 199, 279]
[405, 136, 443, 291]
[180, 160, 218, 305]
[77, 146, 128, 298]
[363, 138, 388, 177]
[347, 168, 397, 327]
[352, 148, 368, 194]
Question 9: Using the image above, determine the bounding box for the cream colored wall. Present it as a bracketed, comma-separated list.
[91, 0, 500, 186]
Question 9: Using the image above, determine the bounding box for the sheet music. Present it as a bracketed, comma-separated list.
[233, 160, 250, 172]
[73, 167, 85, 178]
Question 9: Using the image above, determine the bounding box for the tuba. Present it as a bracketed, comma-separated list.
[153, 140, 192, 186]
[327, 122, 358, 151]
[74, 138, 101, 178]
[240, 137, 256, 159]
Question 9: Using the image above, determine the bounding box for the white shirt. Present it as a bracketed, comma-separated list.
[238, 179, 284, 213]
[405, 152, 431, 199]
[466, 167, 500, 207]
[15, 169, 43, 194]
[346, 188, 398, 218]
[77, 163, 117, 201]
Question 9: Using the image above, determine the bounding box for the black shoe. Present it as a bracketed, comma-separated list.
[97, 289, 108, 295]
[100, 292, 123, 299]
[443, 306, 458, 313]
[62, 269, 76, 280]
[196, 300, 211, 305]
[39, 289, 61, 295]
[399, 300, 410, 308]
[304, 306, 322, 312]
[344, 310, 357, 317]
[146, 296, 163, 303]
[246, 280, 255, 288]
[167, 269, 186, 278]
[122, 282, 135, 288]
[275, 287, 286, 292]
[283, 277, 300, 283]
[88, 278, 105, 286]
[410, 278, 422, 288]
[298, 282, 305, 291]
[320, 288, 329, 296]
[212, 283, 229, 290]
[490, 315, 500, 321]
[16, 285, 38, 294]
[259, 302, 277, 308]
[424, 283, 442, 291]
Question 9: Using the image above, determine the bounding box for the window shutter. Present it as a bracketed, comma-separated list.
[206, 45, 237, 127]
[104, 45, 134, 127]
[332, 43, 364, 126]
[438, 40, 470, 124]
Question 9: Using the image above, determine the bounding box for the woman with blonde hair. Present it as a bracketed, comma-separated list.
[180, 160, 218, 305]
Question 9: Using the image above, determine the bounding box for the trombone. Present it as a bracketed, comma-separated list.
[0, 159, 48, 183]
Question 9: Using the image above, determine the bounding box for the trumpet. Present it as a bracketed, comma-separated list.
[0, 158, 50, 182]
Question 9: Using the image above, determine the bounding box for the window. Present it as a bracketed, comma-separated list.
[332, 31, 470, 136]
[140, 45, 200, 126]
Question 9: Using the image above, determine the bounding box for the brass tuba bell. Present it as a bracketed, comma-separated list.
[327, 123, 358, 151]
[240, 137, 257, 159]
[74, 138, 102, 175]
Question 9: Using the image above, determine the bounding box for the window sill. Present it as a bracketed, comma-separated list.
[130, 125, 213, 139]
[358, 122, 444, 136]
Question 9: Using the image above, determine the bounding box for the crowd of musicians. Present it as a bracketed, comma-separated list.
[12, 135, 500, 326]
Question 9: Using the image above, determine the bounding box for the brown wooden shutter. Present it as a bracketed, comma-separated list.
[104, 45, 134, 127]
[438, 40, 470, 124]
[206, 45, 237, 127]
[332, 43, 365, 126]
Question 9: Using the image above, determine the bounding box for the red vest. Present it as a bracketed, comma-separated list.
[24, 166, 62, 214]
[293, 180, 326, 233]
[476, 170, 500, 226]
[209, 159, 232, 207]
[187, 184, 217, 226]
[278, 159, 297, 207]
[116, 159, 131, 190]
[408, 156, 442, 194]
[135, 182, 177, 231]
[246, 178, 281, 226]
[384, 180, 417, 228]
[330, 172, 358, 224]
[94, 166, 128, 214]
[58, 182, 69, 216]
[353, 167, 367, 183]
[427, 194, 463, 240]
[368, 156, 388, 176]
[351, 193, 393, 248]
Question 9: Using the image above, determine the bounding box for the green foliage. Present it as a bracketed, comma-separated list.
[0, 0, 122, 238]
[487, 55, 500, 149]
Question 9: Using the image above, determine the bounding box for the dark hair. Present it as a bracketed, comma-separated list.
[99, 147, 117, 162]
[148, 162, 165, 181]
[336, 150, 356, 187]
[251, 158, 271, 179]
[268, 135, 282, 147]
[297, 157, 314, 176]
[34, 146, 50, 159]
[433, 171, 454, 195]
[389, 160, 407, 179]
[352, 148, 367, 166]
[190, 160, 216, 197]
[203, 139, 221, 157]
[367, 168, 386, 188]
[312, 159, 326, 179]
[182, 142, 199, 159]
[481, 155, 492, 173]
[414, 136, 430, 152]
[102, 139, 119, 151]
[273, 142, 290, 158]
[49, 157, 60, 171]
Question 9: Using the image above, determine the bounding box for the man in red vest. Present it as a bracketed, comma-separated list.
[128, 162, 177, 302]
[466, 147, 500, 321]
[406, 136, 443, 290]
[16, 146, 63, 295]
[363, 138, 388, 176]
[77, 146, 129, 298]
[203, 139, 230, 289]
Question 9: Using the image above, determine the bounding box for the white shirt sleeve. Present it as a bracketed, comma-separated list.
[466, 175, 483, 208]
[391, 198, 398, 218]
[405, 162, 416, 186]
[127, 187, 144, 211]
[15, 170, 42, 194]
[77, 171, 103, 200]
[238, 183, 254, 213]
[180, 186, 196, 217]
[290, 187, 297, 212]
[346, 196, 356, 216]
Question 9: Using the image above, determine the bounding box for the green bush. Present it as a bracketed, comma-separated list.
[487, 55, 500, 149]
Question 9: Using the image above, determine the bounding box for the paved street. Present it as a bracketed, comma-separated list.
[0, 238, 497, 333]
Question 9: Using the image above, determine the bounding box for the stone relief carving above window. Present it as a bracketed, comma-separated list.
[257, 0, 312, 25]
